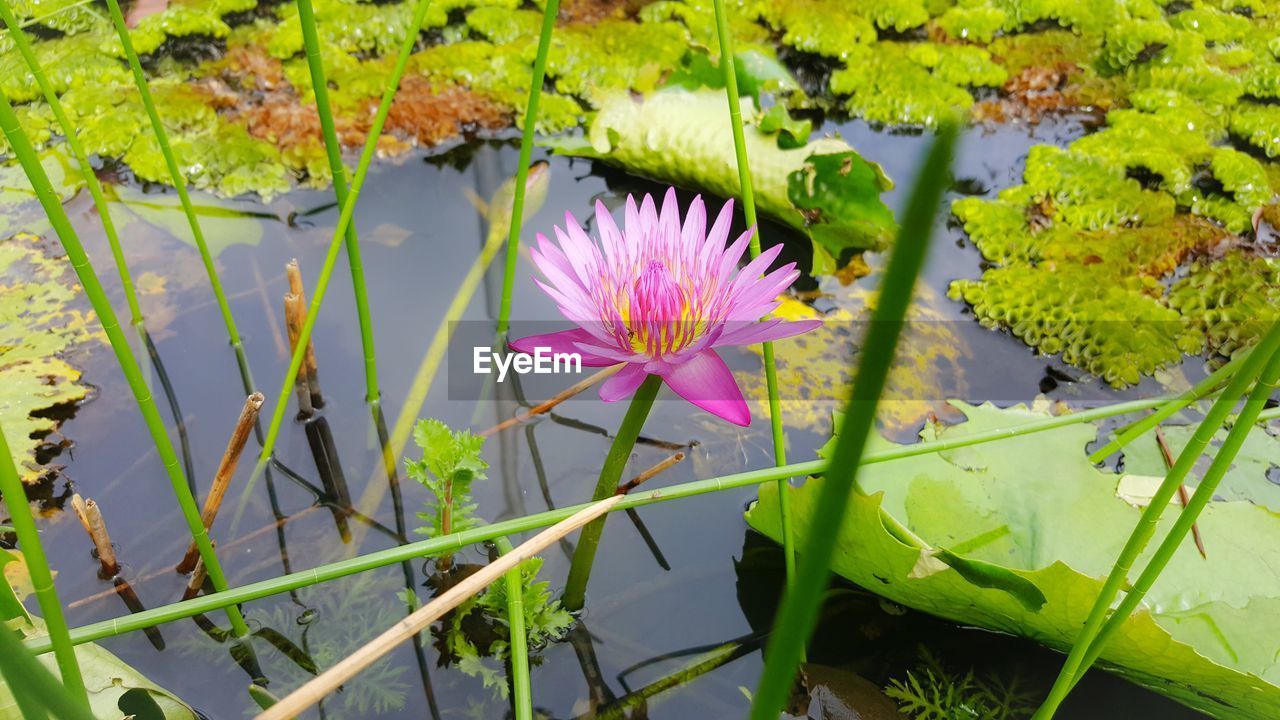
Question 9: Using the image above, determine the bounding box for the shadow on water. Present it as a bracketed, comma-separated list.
[22, 117, 1209, 719]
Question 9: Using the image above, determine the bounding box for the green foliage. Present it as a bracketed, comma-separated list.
[830, 42, 1004, 128]
[0, 230, 95, 483]
[438, 557, 573, 698]
[747, 401, 1280, 719]
[885, 648, 1035, 720]
[1168, 250, 1280, 357]
[123, 5, 233, 56]
[560, 88, 896, 271]
[1230, 102, 1280, 158]
[937, 3, 1008, 43]
[406, 418, 488, 538]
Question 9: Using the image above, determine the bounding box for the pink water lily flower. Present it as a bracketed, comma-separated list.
[510, 188, 821, 426]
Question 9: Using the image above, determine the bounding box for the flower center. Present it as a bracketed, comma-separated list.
[627, 260, 693, 356]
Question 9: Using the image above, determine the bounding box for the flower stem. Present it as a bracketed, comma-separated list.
[1033, 322, 1280, 719]
[496, 0, 559, 336]
[709, 0, 797, 590]
[0, 424, 88, 711]
[748, 122, 958, 720]
[0, 90, 251, 637]
[0, 2, 143, 328]
[294, 0, 381, 405]
[562, 375, 663, 611]
[495, 537, 532, 720]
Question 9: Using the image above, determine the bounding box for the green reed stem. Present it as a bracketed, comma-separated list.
[294, 0, 380, 405]
[562, 375, 662, 611]
[0, 424, 87, 710]
[257, 0, 434, 466]
[1088, 352, 1248, 463]
[0, 0, 143, 328]
[710, 0, 797, 591]
[31, 384, 1194, 655]
[495, 536, 532, 720]
[1032, 322, 1280, 720]
[0, 90, 251, 638]
[1259, 406, 1279, 422]
[102, 0, 247, 362]
[0, 625, 95, 720]
[748, 123, 957, 720]
[1070, 343, 1280, 679]
[495, 0, 559, 336]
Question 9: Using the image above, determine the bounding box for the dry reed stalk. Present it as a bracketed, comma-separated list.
[482, 364, 623, 436]
[257, 495, 625, 720]
[615, 452, 685, 495]
[1155, 425, 1207, 559]
[177, 393, 266, 573]
[71, 494, 118, 578]
[283, 293, 315, 417]
[285, 260, 323, 407]
[182, 543, 211, 601]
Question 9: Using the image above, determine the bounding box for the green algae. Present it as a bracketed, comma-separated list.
[1169, 250, 1280, 358]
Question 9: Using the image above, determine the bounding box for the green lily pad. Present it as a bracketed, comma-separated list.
[557, 88, 896, 273]
[747, 401, 1280, 719]
[0, 232, 96, 483]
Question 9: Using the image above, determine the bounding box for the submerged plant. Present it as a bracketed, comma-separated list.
[885, 648, 1035, 720]
[510, 187, 820, 427]
[406, 419, 487, 550]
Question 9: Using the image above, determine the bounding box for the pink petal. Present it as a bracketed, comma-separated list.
[659, 350, 750, 427]
[681, 195, 706, 255]
[715, 318, 822, 347]
[509, 329, 618, 367]
[596, 199, 626, 266]
[599, 363, 649, 402]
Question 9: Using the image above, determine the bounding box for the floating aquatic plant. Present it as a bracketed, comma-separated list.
[510, 188, 821, 426]
[407, 419, 488, 543]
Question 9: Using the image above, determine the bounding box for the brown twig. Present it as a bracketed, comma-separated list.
[177, 393, 266, 573]
[1155, 425, 1207, 559]
[182, 542, 212, 601]
[256, 495, 626, 720]
[283, 293, 315, 418]
[615, 452, 686, 495]
[481, 364, 624, 436]
[71, 493, 118, 578]
[286, 259, 323, 408]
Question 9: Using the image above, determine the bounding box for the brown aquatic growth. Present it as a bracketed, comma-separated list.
[973, 64, 1086, 124]
[558, 0, 645, 24]
[383, 77, 509, 147]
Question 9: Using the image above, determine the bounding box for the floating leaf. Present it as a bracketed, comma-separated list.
[747, 401, 1280, 719]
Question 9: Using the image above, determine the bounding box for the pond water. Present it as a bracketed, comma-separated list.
[35, 112, 1208, 718]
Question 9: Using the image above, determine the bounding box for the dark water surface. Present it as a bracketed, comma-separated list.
[30, 116, 1208, 719]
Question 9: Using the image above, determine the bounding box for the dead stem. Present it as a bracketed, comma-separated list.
[283, 293, 315, 418]
[286, 259, 323, 408]
[71, 493, 118, 578]
[616, 452, 686, 495]
[481, 364, 623, 436]
[177, 393, 266, 573]
[1154, 425, 1207, 559]
[182, 543, 211, 601]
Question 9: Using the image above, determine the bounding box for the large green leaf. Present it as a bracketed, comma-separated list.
[746, 401, 1280, 719]
[550, 88, 896, 272]
[0, 560, 197, 720]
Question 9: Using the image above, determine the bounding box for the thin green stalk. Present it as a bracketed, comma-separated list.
[294, 0, 380, 404]
[102, 0, 246, 361]
[495, 537, 532, 720]
[1032, 323, 1280, 719]
[562, 375, 663, 611]
[0, 424, 87, 710]
[710, 0, 797, 591]
[495, 0, 559, 336]
[0, 0, 143, 327]
[748, 123, 957, 720]
[0, 626, 96, 720]
[257, 0, 434, 467]
[32, 383, 1199, 655]
[1088, 352, 1247, 463]
[0, 89, 250, 638]
[1083, 349, 1280, 664]
[1259, 406, 1279, 422]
